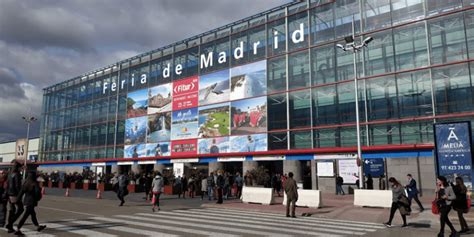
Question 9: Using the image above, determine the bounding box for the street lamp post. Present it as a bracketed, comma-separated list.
[336, 17, 373, 189]
[22, 116, 37, 179]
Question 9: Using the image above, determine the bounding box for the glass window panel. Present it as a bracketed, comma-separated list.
[335, 0, 361, 38]
[312, 45, 336, 86]
[248, 25, 266, 62]
[115, 120, 125, 145]
[336, 41, 362, 81]
[429, 13, 468, 65]
[394, 22, 428, 71]
[290, 130, 313, 149]
[231, 30, 248, 66]
[268, 93, 288, 130]
[288, 11, 309, 51]
[311, 3, 335, 45]
[268, 132, 288, 150]
[314, 128, 337, 148]
[364, 29, 395, 76]
[340, 126, 357, 147]
[289, 90, 312, 128]
[401, 121, 433, 144]
[426, 0, 462, 16]
[391, 0, 424, 25]
[337, 81, 364, 123]
[288, 50, 310, 90]
[465, 11, 474, 59]
[397, 70, 433, 117]
[267, 56, 287, 93]
[312, 85, 338, 125]
[363, 0, 392, 32]
[433, 63, 474, 114]
[267, 19, 286, 56]
[366, 75, 399, 121]
[369, 123, 401, 145]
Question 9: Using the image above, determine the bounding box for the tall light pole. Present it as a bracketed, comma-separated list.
[336, 17, 373, 189]
[22, 116, 37, 179]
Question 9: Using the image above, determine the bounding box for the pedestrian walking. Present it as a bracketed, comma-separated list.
[207, 173, 215, 201]
[6, 162, 24, 233]
[0, 170, 7, 227]
[144, 174, 152, 201]
[116, 172, 129, 206]
[384, 177, 409, 228]
[188, 176, 195, 198]
[435, 176, 457, 237]
[223, 173, 230, 200]
[452, 177, 469, 233]
[181, 175, 188, 199]
[151, 173, 163, 212]
[234, 172, 243, 198]
[285, 172, 298, 218]
[201, 176, 208, 200]
[216, 171, 224, 204]
[336, 175, 345, 195]
[366, 174, 374, 190]
[13, 172, 46, 236]
[405, 174, 424, 212]
[175, 176, 182, 198]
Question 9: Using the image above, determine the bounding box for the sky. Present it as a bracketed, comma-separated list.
[0, 0, 289, 142]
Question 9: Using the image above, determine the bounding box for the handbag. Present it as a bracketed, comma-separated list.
[465, 198, 471, 214]
[151, 194, 156, 204]
[432, 199, 440, 215]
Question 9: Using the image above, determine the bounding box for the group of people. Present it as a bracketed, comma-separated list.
[384, 174, 470, 237]
[0, 162, 46, 236]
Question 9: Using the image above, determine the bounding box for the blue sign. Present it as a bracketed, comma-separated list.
[434, 122, 473, 188]
[363, 158, 385, 177]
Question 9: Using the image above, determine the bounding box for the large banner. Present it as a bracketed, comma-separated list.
[338, 159, 359, 184]
[172, 76, 199, 110]
[15, 139, 27, 161]
[434, 122, 473, 189]
[171, 108, 198, 140]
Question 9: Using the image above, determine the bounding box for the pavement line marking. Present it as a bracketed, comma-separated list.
[73, 220, 180, 237]
[190, 208, 384, 229]
[114, 214, 308, 237]
[204, 207, 385, 226]
[128, 212, 344, 236]
[12, 227, 56, 237]
[39, 206, 99, 217]
[138, 212, 365, 236]
[167, 209, 379, 232]
[92, 216, 237, 237]
[44, 222, 117, 237]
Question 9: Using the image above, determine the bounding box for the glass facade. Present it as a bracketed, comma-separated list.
[40, 0, 474, 162]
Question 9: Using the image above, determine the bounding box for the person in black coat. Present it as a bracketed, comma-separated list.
[452, 177, 469, 233]
[405, 174, 424, 212]
[14, 172, 46, 236]
[6, 162, 24, 233]
[366, 174, 374, 190]
[0, 170, 7, 227]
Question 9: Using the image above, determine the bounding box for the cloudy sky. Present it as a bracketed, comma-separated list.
[0, 0, 289, 142]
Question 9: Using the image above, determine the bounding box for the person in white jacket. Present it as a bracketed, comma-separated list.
[151, 173, 164, 212]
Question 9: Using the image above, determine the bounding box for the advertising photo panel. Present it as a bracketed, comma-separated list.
[148, 83, 172, 114]
[172, 76, 199, 110]
[230, 134, 267, 152]
[198, 137, 230, 154]
[125, 116, 147, 145]
[231, 96, 267, 135]
[199, 69, 230, 105]
[127, 88, 148, 118]
[230, 60, 267, 100]
[147, 112, 171, 143]
[146, 142, 171, 157]
[198, 102, 230, 138]
[171, 107, 199, 140]
[171, 139, 197, 156]
[124, 144, 147, 158]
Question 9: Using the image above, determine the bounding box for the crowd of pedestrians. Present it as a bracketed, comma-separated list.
[0, 162, 46, 236]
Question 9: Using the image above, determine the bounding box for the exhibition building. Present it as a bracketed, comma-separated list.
[34, 0, 474, 192]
